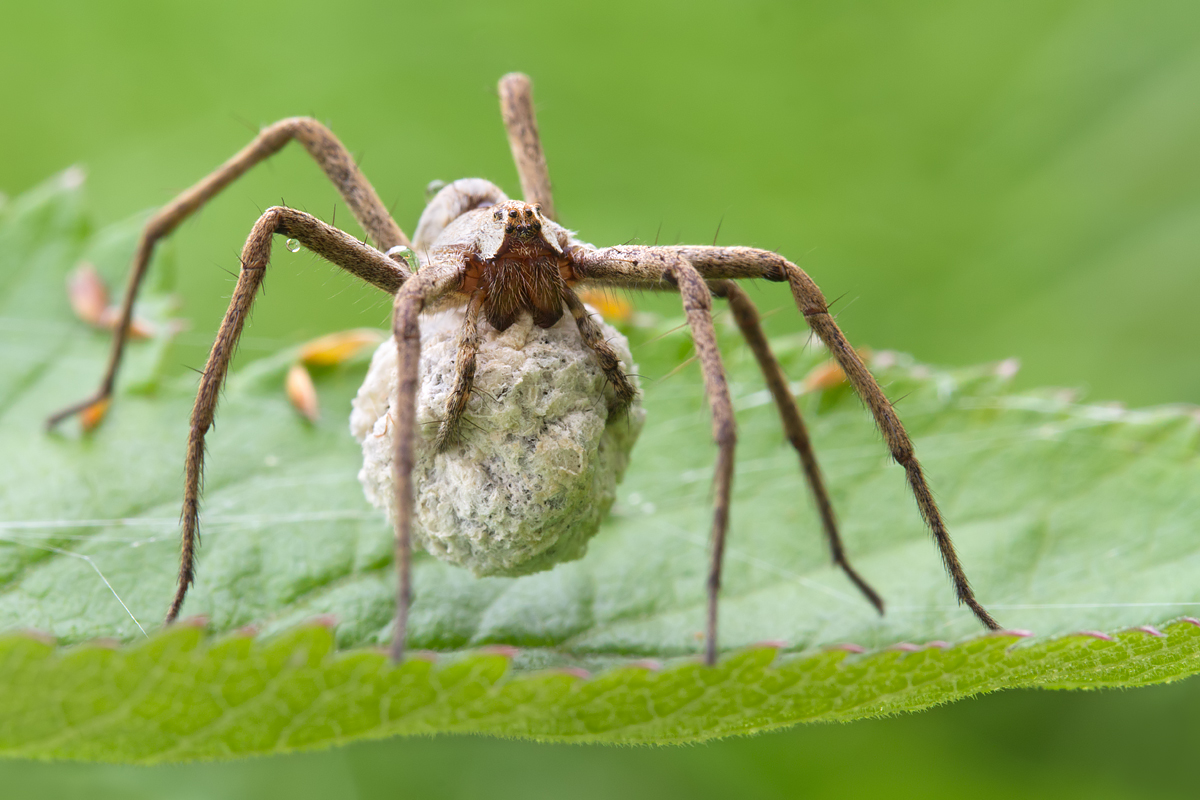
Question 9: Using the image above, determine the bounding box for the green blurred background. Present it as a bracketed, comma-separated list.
[3, 0, 1200, 796]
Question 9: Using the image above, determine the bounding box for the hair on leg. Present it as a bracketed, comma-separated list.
[165, 208, 412, 624]
[48, 118, 410, 430]
[663, 258, 738, 666]
[570, 244, 998, 631]
[709, 280, 884, 614]
[388, 263, 464, 663]
[434, 291, 484, 451]
[499, 73, 556, 221]
[562, 287, 637, 414]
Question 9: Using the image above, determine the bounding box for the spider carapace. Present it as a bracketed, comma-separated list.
[47, 73, 1000, 666]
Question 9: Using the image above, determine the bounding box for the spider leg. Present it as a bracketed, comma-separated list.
[499, 73, 556, 220]
[165, 207, 412, 625]
[434, 291, 484, 451]
[664, 257, 737, 666]
[572, 244, 999, 632]
[709, 280, 884, 614]
[562, 287, 638, 414]
[390, 261, 466, 663]
[575, 250, 733, 664]
[48, 117, 410, 430]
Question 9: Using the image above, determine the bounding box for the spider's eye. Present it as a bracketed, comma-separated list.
[508, 210, 519, 219]
[533, 222, 542, 231]
[524, 209, 533, 219]
[493, 210, 502, 220]
[505, 225, 514, 233]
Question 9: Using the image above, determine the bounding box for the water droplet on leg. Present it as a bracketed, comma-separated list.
[285, 238, 301, 253]
[386, 245, 420, 272]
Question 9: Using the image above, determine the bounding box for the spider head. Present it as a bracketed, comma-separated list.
[483, 201, 561, 258]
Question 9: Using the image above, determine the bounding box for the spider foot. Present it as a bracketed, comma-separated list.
[433, 420, 461, 453]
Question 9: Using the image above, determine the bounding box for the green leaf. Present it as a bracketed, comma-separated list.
[2, 173, 1199, 761]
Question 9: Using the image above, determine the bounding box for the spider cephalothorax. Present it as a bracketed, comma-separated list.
[434, 198, 570, 331]
[49, 73, 1001, 667]
[410, 184, 637, 430]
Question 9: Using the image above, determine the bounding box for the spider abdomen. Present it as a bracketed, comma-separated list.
[477, 255, 567, 330]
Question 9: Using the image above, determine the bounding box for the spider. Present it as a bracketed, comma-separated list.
[47, 73, 999, 666]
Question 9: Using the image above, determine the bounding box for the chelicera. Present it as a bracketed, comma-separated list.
[47, 73, 999, 665]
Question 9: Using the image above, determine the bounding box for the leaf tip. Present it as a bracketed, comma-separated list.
[627, 659, 663, 671]
[1075, 630, 1114, 641]
[17, 628, 56, 646]
[1133, 625, 1166, 638]
[551, 667, 591, 680]
[86, 637, 123, 650]
[994, 629, 1034, 639]
[478, 645, 520, 659]
[752, 639, 788, 650]
[825, 642, 866, 654]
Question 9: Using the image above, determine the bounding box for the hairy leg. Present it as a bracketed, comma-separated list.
[48, 117, 410, 429]
[562, 287, 638, 414]
[661, 257, 737, 666]
[709, 280, 884, 613]
[499, 73, 556, 220]
[571, 251, 734, 663]
[389, 262, 465, 662]
[434, 291, 484, 451]
[572, 244, 999, 631]
[165, 207, 411, 624]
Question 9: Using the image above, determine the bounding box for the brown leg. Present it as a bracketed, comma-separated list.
[48, 117, 411, 429]
[389, 262, 465, 662]
[660, 257, 737, 666]
[165, 207, 410, 624]
[434, 291, 484, 451]
[499, 73, 556, 221]
[710, 280, 884, 614]
[576, 252, 734, 663]
[571, 245, 999, 631]
[562, 287, 638, 414]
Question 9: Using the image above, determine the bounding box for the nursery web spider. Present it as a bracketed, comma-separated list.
[47, 74, 999, 665]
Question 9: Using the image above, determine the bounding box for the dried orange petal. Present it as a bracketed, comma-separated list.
[577, 288, 633, 324]
[802, 361, 847, 392]
[802, 348, 872, 392]
[97, 306, 155, 339]
[66, 263, 108, 326]
[299, 329, 385, 366]
[286, 363, 320, 422]
[79, 397, 111, 432]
